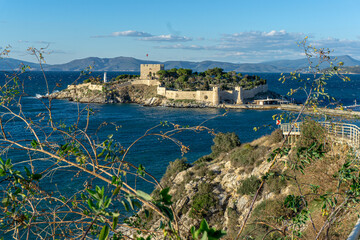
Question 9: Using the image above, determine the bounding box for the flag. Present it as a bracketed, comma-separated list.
[146, 54, 148, 57]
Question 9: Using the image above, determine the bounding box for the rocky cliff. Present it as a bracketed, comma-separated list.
[50, 83, 216, 107]
[51, 83, 159, 104]
[126, 127, 358, 239]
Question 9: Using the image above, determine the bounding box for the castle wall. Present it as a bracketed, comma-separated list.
[140, 64, 164, 79]
[196, 90, 214, 102]
[157, 86, 215, 103]
[240, 84, 268, 100]
[67, 83, 103, 91]
[131, 79, 160, 86]
[157, 84, 268, 106]
[219, 90, 236, 103]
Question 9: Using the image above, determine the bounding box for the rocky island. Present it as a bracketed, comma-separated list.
[50, 64, 285, 108]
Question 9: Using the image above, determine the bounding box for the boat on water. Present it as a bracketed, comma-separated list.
[344, 100, 360, 111]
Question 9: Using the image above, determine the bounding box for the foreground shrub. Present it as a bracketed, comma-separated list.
[237, 176, 261, 196]
[269, 128, 284, 144]
[298, 119, 327, 149]
[161, 158, 191, 186]
[193, 155, 213, 165]
[210, 132, 241, 158]
[230, 144, 255, 167]
[265, 172, 288, 194]
[230, 144, 268, 169]
[190, 182, 217, 218]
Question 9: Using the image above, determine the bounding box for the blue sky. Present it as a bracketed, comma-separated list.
[1, 0, 360, 64]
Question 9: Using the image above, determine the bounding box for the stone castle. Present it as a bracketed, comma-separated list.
[140, 64, 164, 79]
[157, 85, 268, 105]
[132, 64, 268, 105]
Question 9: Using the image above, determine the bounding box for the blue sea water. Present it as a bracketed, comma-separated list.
[1, 71, 360, 183]
[0, 70, 360, 238]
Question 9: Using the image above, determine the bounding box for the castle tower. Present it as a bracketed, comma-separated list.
[212, 87, 219, 106]
[140, 64, 164, 79]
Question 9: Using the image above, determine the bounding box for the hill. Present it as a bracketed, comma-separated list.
[0, 58, 48, 71]
[1, 55, 360, 73]
[130, 126, 359, 239]
[336, 65, 360, 74]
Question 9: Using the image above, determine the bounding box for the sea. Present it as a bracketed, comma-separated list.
[0, 70, 359, 237]
[1, 71, 360, 185]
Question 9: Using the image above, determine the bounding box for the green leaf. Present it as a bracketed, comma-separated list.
[111, 176, 117, 184]
[112, 216, 118, 230]
[98, 148, 106, 158]
[31, 139, 38, 149]
[133, 201, 142, 209]
[136, 190, 152, 201]
[137, 164, 146, 177]
[201, 231, 208, 240]
[87, 199, 95, 210]
[24, 166, 31, 176]
[200, 219, 209, 231]
[32, 173, 42, 181]
[159, 187, 172, 205]
[121, 200, 129, 212]
[87, 189, 97, 197]
[145, 209, 150, 218]
[98, 225, 110, 240]
[2, 197, 9, 206]
[113, 186, 121, 196]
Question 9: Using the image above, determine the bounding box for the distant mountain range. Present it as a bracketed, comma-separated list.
[1, 55, 360, 73]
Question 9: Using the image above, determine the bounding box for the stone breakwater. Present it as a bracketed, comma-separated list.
[280, 104, 360, 118]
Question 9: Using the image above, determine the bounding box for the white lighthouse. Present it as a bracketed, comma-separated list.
[103, 72, 107, 83]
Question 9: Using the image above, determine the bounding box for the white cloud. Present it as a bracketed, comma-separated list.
[35, 40, 54, 45]
[219, 30, 305, 51]
[92, 30, 152, 38]
[155, 30, 360, 61]
[140, 34, 192, 42]
[156, 30, 305, 53]
[91, 31, 192, 42]
[310, 38, 360, 56]
[156, 44, 204, 50]
[111, 30, 152, 37]
[48, 50, 68, 54]
[18, 40, 54, 45]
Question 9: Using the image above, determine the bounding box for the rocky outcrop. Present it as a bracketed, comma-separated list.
[50, 83, 218, 108]
[50, 84, 160, 104]
[131, 134, 290, 239]
[127, 127, 358, 240]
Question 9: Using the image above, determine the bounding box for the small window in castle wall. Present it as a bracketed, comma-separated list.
[204, 95, 208, 100]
